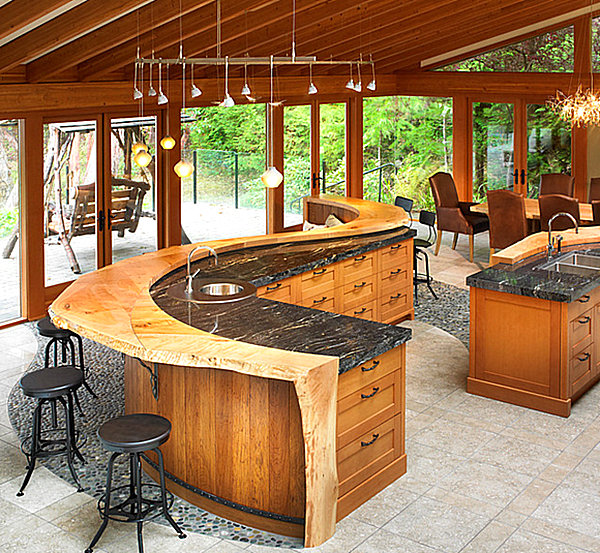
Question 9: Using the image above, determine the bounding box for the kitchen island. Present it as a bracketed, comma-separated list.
[49, 196, 413, 547]
[467, 227, 600, 417]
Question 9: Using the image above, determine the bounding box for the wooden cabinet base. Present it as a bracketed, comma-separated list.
[336, 454, 407, 522]
[467, 377, 572, 418]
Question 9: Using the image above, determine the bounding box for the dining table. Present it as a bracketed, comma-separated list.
[472, 197, 594, 223]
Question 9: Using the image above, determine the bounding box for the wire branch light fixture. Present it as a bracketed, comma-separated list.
[133, 0, 376, 183]
[549, 0, 600, 127]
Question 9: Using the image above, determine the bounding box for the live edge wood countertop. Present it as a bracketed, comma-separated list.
[49, 196, 410, 547]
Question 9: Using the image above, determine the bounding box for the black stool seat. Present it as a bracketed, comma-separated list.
[414, 238, 431, 248]
[20, 367, 83, 399]
[36, 316, 73, 339]
[98, 414, 171, 453]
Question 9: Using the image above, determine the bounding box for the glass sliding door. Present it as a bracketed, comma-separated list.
[319, 103, 346, 196]
[43, 120, 98, 286]
[284, 105, 311, 228]
[110, 116, 158, 263]
[526, 104, 571, 198]
[0, 119, 22, 323]
[472, 102, 515, 202]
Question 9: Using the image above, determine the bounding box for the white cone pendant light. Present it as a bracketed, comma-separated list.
[190, 64, 202, 97]
[308, 64, 317, 95]
[220, 57, 235, 107]
[148, 63, 157, 96]
[157, 63, 168, 105]
[241, 62, 251, 96]
[367, 58, 376, 91]
[133, 62, 143, 99]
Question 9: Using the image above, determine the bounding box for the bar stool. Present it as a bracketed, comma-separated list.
[17, 367, 85, 496]
[85, 414, 186, 553]
[36, 316, 97, 407]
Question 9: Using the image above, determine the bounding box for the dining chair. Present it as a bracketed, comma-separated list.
[428, 172, 489, 263]
[539, 173, 575, 197]
[539, 194, 580, 231]
[589, 177, 600, 202]
[487, 189, 528, 263]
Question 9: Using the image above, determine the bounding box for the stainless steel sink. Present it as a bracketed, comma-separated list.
[537, 252, 600, 277]
[167, 278, 256, 303]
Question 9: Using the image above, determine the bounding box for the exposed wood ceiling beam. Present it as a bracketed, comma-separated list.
[26, 0, 214, 83]
[77, 0, 274, 80]
[0, 0, 154, 73]
[0, 0, 76, 42]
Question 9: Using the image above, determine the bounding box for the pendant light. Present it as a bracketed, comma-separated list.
[367, 56, 376, 91]
[132, 141, 148, 155]
[190, 63, 202, 98]
[174, 61, 194, 178]
[157, 62, 168, 105]
[354, 62, 362, 92]
[220, 56, 235, 107]
[133, 59, 143, 100]
[241, 62, 251, 96]
[148, 62, 157, 96]
[345, 63, 355, 90]
[262, 56, 283, 189]
[134, 149, 152, 168]
[308, 63, 317, 95]
[133, 66, 152, 169]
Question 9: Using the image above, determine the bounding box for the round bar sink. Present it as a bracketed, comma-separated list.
[166, 278, 257, 303]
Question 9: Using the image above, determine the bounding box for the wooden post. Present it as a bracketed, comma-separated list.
[266, 103, 284, 234]
[310, 99, 320, 197]
[346, 97, 363, 198]
[162, 103, 182, 247]
[452, 94, 471, 201]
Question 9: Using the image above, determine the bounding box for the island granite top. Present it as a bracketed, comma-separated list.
[151, 228, 415, 373]
[466, 243, 600, 303]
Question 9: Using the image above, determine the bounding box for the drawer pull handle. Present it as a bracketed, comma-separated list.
[354, 255, 367, 261]
[313, 268, 327, 275]
[577, 352, 591, 362]
[390, 293, 402, 300]
[354, 307, 367, 315]
[390, 269, 402, 275]
[361, 433, 380, 447]
[354, 281, 367, 289]
[578, 295, 591, 303]
[361, 387, 380, 399]
[578, 316, 591, 324]
[266, 283, 282, 291]
[361, 360, 380, 372]
[313, 296, 327, 304]
[390, 244, 402, 250]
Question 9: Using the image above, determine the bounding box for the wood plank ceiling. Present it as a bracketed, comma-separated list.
[0, 0, 594, 86]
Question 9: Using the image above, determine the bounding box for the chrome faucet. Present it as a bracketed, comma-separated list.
[186, 245, 218, 294]
[547, 212, 578, 258]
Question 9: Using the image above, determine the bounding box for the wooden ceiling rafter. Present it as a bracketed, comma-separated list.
[0, 0, 75, 43]
[0, 0, 155, 74]
[77, 0, 285, 81]
[26, 0, 215, 83]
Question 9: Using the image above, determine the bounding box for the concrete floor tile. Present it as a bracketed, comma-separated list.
[495, 529, 588, 553]
[425, 486, 502, 519]
[521, 517, 600, 553]
[351, 528, 436, 553]
[347, 483, 419, 527]
[35, 490, 94, 522]
[301, 518, 377, 553]
[508, 479, 558, 516]
[459, 521, 515, 553]
[493, 509, 528, 528]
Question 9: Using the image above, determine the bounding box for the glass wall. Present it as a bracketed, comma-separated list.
[319, 103, 346, 196]
[0, 120, 22, 323]
[110, 116, 157, 263]
[43, 120, 97, 286]
[284, 105, 311, 228]
[526, 104, 571, 198]
[363, 96, 452, 209]
[180, 106, 266, 242]
[472, 102, 514, 202]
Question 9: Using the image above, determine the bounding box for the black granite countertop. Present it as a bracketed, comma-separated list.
[466, 243, 600, 302]
[150, 228, 415, 374]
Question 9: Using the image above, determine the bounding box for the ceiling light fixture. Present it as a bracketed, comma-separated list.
[354, 62, 362, 92]
[241, 62, 251, 96]
[190, 63, 202, 97]
[262, 56, 283, 189]
[345, 63, 355, 90]
[367, 57, 376, 91]
[174, 60, 194, 178]
[308, 63, 317, 95]
[220, 56, 235, 107]
[157, 62, 168, 105]
[133, 55, 143, 100]
[148, 62, 157, 96]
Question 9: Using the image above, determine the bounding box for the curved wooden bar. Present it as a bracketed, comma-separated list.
[49, 196, 409, 547]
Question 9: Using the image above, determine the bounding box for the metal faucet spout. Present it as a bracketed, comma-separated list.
[547, 212, 578, 258]
[185, 245, 218, 294]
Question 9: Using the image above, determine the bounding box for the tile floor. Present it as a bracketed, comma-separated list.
[2, 316, 600, 552]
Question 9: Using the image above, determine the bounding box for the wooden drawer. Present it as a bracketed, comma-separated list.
[568, 290, 598, 320]
[344, 300, 377, 321]
[379, 241, 411, 272]
[300, 266, 336, 300]
[337, 414, 403, 497]
[571, 343, 593, 397]
[340, 275, 376, 311]
[337, 371, 402, 448]
[338, 347, 402, 400]
[301, 292, 335, 312]
[340, 252, 376, 285]
[569, 307, 593, 357]
[379, 286, 412, 324]
[256, 278, 296, 303]
[380, 264, 411, 292]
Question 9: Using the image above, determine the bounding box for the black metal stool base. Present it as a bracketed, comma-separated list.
[86, 448, 186, 553]
[414, 247, 438, 302]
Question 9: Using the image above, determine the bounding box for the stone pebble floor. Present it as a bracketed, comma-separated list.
[6, 280, 467, 549]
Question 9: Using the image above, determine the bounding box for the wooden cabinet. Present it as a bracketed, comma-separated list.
[469, 286, 600, 417]
[256, 275, 299, 304]
[335, 346, 406, 520]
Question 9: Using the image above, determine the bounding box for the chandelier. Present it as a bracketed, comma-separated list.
[132, 0, 376, 184]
